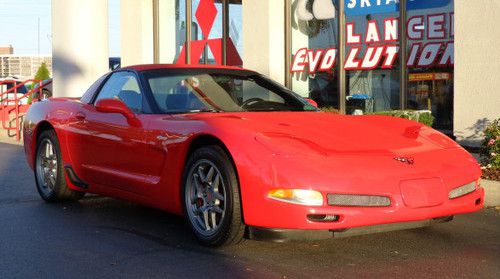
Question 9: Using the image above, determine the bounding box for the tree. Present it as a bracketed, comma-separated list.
[34, 62, 50, 81]
[28, 62, 51, 104]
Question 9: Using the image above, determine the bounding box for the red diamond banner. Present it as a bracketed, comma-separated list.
[195, 0, 217, 40]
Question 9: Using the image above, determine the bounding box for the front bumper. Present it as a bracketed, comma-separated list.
[237, 143, 484, 232]
[249, 216, 454, 242]
[243, 186, 484, 231]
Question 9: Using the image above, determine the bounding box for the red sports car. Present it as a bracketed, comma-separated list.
[23, 64, 484, 246]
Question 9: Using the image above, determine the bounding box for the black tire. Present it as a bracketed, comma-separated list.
[34, 129, 85, 202]
[182, 145, 245, 247]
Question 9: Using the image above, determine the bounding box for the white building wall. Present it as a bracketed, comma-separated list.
[158, 0, 178, 63]
[454, 0, 500, 146]
[243, 0, 286, 85]
[52, 0, 109, 97]
[120, 0, 154, 66]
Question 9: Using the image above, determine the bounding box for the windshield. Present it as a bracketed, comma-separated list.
[143, 70, 317, 113]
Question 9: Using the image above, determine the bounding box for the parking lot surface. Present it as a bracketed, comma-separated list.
[0, 142, 499, 279]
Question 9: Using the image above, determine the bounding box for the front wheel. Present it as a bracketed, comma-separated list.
[182, 146, 245, 247]
[34, 129, 85, 202]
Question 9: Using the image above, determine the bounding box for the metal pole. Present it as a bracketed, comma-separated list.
[284, 0, 292, 88]
[37, 17, 40, 56]
[399, 0, 407, 110]
[186, 0, 192, 64]
[153, 0, 160, 63]
[338, 0, 346, 114]
[222, 0, 229, 65]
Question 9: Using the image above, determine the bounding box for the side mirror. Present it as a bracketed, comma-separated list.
[305, 98, 318, 108]
[95, 98, 142, 127]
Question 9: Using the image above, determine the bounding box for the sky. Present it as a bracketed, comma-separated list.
[0, 0, 121, 56]
[0, 0, 242, 58]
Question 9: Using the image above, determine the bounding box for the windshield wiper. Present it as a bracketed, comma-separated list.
[166, 108, 221, 114]
[182, 108, 221, 113]
[195, 108, 221, 113]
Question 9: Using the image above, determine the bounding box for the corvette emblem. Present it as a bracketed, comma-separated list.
[394, 157, 415, 165]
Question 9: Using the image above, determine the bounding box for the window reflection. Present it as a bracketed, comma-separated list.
[406, 0, 454, 132]
[291, 0, 340, 109]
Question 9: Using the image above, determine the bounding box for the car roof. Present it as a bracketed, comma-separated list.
[121, 64, 251, 72]
[0, 76, 21, 81]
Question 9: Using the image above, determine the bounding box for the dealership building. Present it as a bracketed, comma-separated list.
[51, 0, 499, 147]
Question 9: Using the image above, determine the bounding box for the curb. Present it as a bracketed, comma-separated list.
[0, 139, 23, 146]
[482, 179, 500, 207]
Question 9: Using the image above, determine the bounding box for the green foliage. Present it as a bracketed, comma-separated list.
[34, 62, 50, 82]
[369, 110, 435, 126]
[415, 112, 434, 126]
[321, 108, 434, 126]
[480, 119, 500, 168]
[321, 107, 340, 114]
[27, 62, 51, 104]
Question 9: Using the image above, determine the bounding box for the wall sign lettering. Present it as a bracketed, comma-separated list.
[291, 12, 454, 72]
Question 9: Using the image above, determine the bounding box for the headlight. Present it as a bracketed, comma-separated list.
[268, 189, 324, 206]
[449, 181, 477, 199]
[327, 194, 391, 207]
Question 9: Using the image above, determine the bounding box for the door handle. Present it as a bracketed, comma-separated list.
[75, 112, 86, 121]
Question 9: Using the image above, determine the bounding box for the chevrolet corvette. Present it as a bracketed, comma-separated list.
[23, 64, 484, 246]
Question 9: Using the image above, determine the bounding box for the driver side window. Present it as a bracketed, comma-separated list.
[95, 72, 142, 113]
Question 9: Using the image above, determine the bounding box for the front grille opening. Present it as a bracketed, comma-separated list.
[307, 214, 339, 223]
[327, 194, 391, 207]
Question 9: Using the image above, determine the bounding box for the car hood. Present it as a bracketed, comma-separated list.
[197, 112, 460, 157]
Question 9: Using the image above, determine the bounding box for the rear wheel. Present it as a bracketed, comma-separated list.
[182, 146, 245, 247]
[35, 129, 85, 202]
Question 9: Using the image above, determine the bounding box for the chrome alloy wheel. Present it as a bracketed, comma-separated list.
[185, 159, 227, 237]
[35, 138, 58, 196]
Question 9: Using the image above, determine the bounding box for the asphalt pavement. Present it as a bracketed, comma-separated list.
[0, 142, 499, 279]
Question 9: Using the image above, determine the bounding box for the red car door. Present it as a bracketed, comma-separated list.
[67, 71, 158, 195]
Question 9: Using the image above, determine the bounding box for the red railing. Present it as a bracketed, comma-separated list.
[0, 79, 52, 141]
[0, 80, 19, 86]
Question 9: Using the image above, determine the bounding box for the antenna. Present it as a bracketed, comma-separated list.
[37, 17, 40, 56]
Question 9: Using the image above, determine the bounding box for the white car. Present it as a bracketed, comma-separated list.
[0, 77, 29, 105]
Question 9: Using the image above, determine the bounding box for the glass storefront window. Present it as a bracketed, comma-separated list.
[406, 0, 454, 132]
[159, 0, 185, 63]
[176, 0, 187, 62]
[172, 0, 242, 66]
[291, 0, 340, 109]
[229, 0, 243, 61]
[344, 4, 400, 114]
[192, 0, 222, 64]
[288, 0, 455, 132]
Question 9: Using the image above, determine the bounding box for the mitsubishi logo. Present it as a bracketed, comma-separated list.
[394, 157, 415, 165]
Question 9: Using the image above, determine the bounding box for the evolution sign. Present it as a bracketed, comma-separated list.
[291, 12, 454, 73]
